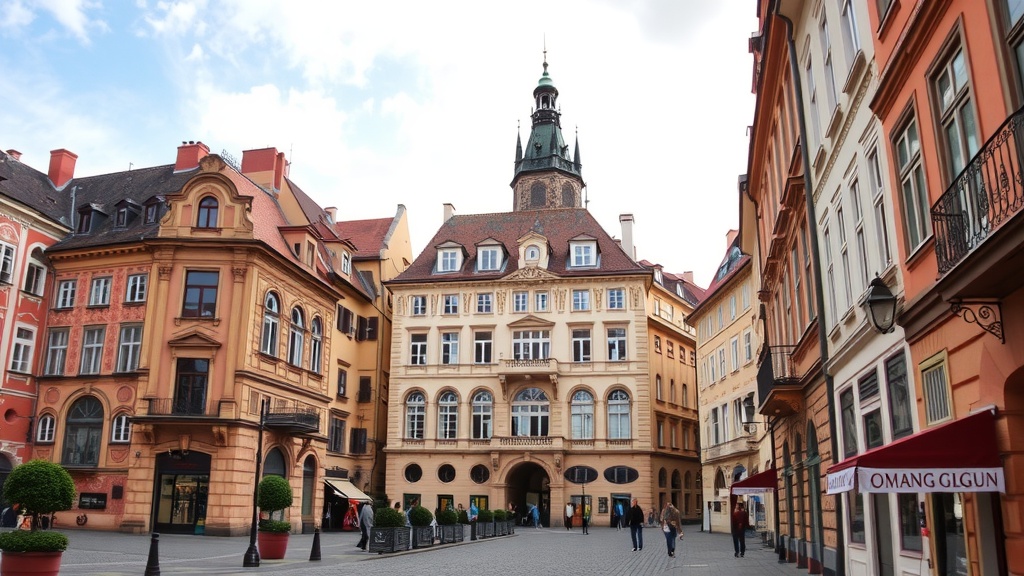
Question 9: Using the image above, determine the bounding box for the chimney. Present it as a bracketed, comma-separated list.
[48, 149, 78, 188]
[5, 149, 22, 161]
[681, 271, 694, 284]
[175, 140, 210, 171]
[726, 228, 739, 249]
[241, 147, 282, 191]
[325, 207, 338, 222]
[619, 214, 635, 260]
[443, 203, 456, 222]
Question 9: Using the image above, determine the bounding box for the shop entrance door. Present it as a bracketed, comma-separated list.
[153, 452, 211, 534]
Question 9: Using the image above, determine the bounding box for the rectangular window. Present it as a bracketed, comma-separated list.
[840, 387, 858, 458]
[934, 46, 980, 179]
[410, 334, 427, 365]
[841, 0, 861, 69]
[513, 291, 528, 312]
[126, 274, 148, 303]
[145, 203, 158, 224]
[806, 56, 822, 149]
[57, 279, 76, 308]
[886, 352, 913, 439]
[571, 243, 595, 266]
[666, 341, 674, 358]
[837, 204, 854, 309]
[474, 331, 493, 364]
[848, 491, 866, 544]
[439, 249, 459, 272]
[741, 282, 750, 310]
[111, 414, 131, 443]
[730, 337, 739, 372]
[443, 294, 459, 315]
[572, 328, 592, 362]
[820, 13, 838, 113]
[358, 376, 372, 403]
[24, 263, 45, 296]
[607, 288, 625, 310]
[478, 247, 500, 271]
[337, 369, 347, 397]
[80, 326, 105, 375]
[89, 277, 112, 306]
[850, 178, 871, 290]
[477, 292, 493, 313]
[607, 327, 627, 361]
[823, 223, 839, 324]
[868, 149, 894, 266]
[657, 421, 665, 447]
[729, 295, 737, 320]
[922, 358, 952, 424]
[45, 328, 70, 376]
[654, 335, 662, 354]
[512, 330, 550, 360]
[711, 408, 720, 444]
[0, 242, 14, 284]
[349, 428, 368, 454]
[898, 494, 923, 551]
[572, 289, 590, 311]
[718, 348, 726, 380]
[895, 117, 930, 250]
[10, 327, 34, 373]
[328, 417, 346, 453]
[743, 330, 753, 363]
[411, 295, 427, 316]
[441, 332, 460, 365]
[116, 324, 143, 372]
[181, 270, 219, 318]
[535, 291, 549, 312]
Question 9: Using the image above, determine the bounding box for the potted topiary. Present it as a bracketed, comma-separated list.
[408, 506, 434, 549]
[0, 460, 76, 576]
[256, 475, 293, 560]
[477, 508, 494, 538]
[436, 509, 461, 544]
[494, 509, 508, 536]
[369, 506, 409, 554]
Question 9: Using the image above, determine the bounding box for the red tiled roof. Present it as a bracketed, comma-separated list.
[391, 208, 645, 284]
[334, 217, 395, 259]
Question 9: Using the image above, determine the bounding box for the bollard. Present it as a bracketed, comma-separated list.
[144, 533, 160, 576]
[309, 526, 322, 561]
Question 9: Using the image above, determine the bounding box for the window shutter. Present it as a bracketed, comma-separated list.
[366, 317, 378, 341]
[356, 316, 367, 341]
[358, 376, 372, 403]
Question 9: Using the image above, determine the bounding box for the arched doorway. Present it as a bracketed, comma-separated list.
[300, 455, 316, 533]
[264, 447, 286, 478]
[153, 451, 211, 534]
[505, 461, 549, 527]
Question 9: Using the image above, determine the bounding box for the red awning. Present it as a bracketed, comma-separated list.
[826, 409, 1004, 495]
[730, 468, 777, 495]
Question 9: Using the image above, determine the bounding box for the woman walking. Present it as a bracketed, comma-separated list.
[660, 502, 683, 558]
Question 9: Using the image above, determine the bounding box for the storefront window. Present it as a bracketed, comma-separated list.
[848, 490, 865, 544]
[898, 493, 922, 551]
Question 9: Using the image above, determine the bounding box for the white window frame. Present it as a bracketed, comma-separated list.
[895, 117, 931, 251]
[57, 279, 76, 309]
[570, 242, 596, 267]
[572, 289, 591, 311]
[406, 392, 425, 439]
[410, 333, 428, 365]
[309, 317, 322, 374]
[443, 294, 459, 315]
[441, 331, 460, 365]
[116, 324, 143, 372]
[80, 326, 105, 375]
[474, 331, 492, 364]
[24, 262, 45, 296]
[89, 276, 112, 306]
[478, 247, 501, 271]
[438, 392, 458, 439]
[477, 292, 493, 314]
[730, 336, 740, 372]
[572, 328, 592, 362]
[111, 413, 131, 443]
[535, 291, 549, 312]
[45, 328, 70, 376]
[10, 326, 35, 373]
[513, 291, 528, 313]
[512, 330, 550, 360]
[411, 295, 427, 316]
[126, 273, 148, 303]
[608, 288, 625, 310]
[743, 329, 753, 363]
[0, 242, 14, 284]
[439, 249, 460, 272]
[921, 354, 953, 425]
[36, 414, 56, 443]
[607, 327, 627, 361]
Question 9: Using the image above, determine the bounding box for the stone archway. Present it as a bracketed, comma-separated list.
[505, 461, 550, 527]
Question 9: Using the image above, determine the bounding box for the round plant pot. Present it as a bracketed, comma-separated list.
[257, 531, 289, 560]
[0, 551, 63, 576]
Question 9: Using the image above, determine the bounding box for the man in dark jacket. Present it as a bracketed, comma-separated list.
[627, 498, 645, 551]
[356, 502, 374, 550]
[731, 501, 749, 557]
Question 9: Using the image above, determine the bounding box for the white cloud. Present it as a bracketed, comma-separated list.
[0, 0, 35, 32]
[143, 0, 203, 36]
[184, 42, 203, 61]
[36, 0, 108, 43]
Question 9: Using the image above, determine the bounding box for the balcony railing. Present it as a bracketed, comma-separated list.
[264, 404, 321, 434]
[756, 345, 799, 410]
[147, 398, 217, 417]
[932, 106, 1024, 274]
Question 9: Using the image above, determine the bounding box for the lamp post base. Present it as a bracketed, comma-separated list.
[243, 545, 260, 567]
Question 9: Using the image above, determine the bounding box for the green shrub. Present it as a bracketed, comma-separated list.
[374, 506, 406, 528]
[257, 475, 293, 514]
[477, 509, 494, 522]
[408, 505, 433, 527]
[437, 509, 458, 525]
[493, 509, 507, 521]
[0, 530, 69, 553]
[257, 519, 291, 533]
[457, 509, 470, 524]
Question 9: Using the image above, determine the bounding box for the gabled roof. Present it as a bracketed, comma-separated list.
[285, 176, 330, 225]
[334, 216, 395, 259]
[637, 259, 706, 306]
[0, 150, 74, 226]
[391, 208, 645, 284]
[691, 239, 752, 316]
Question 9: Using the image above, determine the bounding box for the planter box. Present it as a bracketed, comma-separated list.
[411, 526, 435, 549]
[439, 524, 464, 544]
[369, 526, 410, 554]
[257, 531, 289, 560]
[0, 551, 63, 576]
[480, 521, 494, 538]
[496, 521, 507, 536]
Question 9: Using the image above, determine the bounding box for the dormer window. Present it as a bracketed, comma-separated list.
[77, 210, 93, 234]
[478, 247, 501, 271]
[341, 252, 351, 274]
[115, 208, 128, 228]
[569, 241, 597, 267]
[654, 269, 663, 283]
[526, 246, 540, 261]
[676, 284, 684, 298]
[439, 249, 460, 272]
[196, 196, 219, 228]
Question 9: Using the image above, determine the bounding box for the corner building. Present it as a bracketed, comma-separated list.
[385, 60, 699, 526]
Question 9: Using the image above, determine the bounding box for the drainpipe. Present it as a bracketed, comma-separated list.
[771, 5, 845, 575]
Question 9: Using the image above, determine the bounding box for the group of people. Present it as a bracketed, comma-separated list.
[562, 501, 592, 533]
[623, 499, 749, 559]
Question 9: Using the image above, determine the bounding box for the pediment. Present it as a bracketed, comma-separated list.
[507, 314, 555, 328]
[503, 267, 558, 281]
[168, 330, 222, 348]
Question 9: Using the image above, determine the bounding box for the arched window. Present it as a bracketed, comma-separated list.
[111, 413, 131, 443]
[260, 292, 280, 356]
[658, 467, 668, 488]
[36, 414, 56, 443]
[684, 471, 692, 490]
[608, 390, 631, 439]
[438, 391, 458, 439]
[783, 441, 794, 537]
[287, 307, 304, 366]
[472, 391, 492, 439]
[561, 183, 575, 207]
[309, 317, 323, 373]
[62, 396, 103, 466]
[301, 456, 316, 516]
[264, 447, 286, 477]
[511, 387, 549, 436]
[530, 182, 546, 207]
[196, 196, 219, 228]
[570, 390, 594, 439]
[406, 392, 425, 439]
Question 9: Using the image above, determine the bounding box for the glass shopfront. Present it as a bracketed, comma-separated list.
[153, 452, 211, 534]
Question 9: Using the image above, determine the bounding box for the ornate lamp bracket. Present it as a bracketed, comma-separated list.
[950, 299, 1004, 344]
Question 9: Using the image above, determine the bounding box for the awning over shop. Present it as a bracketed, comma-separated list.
[826, 409, 1005, 495]
[324, 478, 373, 502]
[731, 468, 777, 495]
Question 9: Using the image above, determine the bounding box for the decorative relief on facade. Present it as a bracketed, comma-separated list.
[594, 288, 604, 311]
[463, 293, 472, 315]
[503, 267, 556, 281]
[109, 447, 129, 463]
[232, 267, 247, 281]
[44, 387, 60, 404]
[158, 266, 172, 280]
[0, 445, 23, 467]
[430, 294, 439, 316]
[496, 290, 506, 314]
[554, 289, 567, 312]
[0, 222, 19, 244]
[212, 426, 228, 447]
[629, 286, 642, 309]
[116, 386, 133, 403]
[395, 295, 405, 316]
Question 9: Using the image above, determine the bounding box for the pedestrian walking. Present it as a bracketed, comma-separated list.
[660, 501, 683, 558]
[531, 503, 540, 528]
[582, 502, 591, 534]
[356, 501, 374, 550]
[565, 501, 574, 530]
[627, 498, 645, 551]
[614, 501, 624, 530]
[731, 501, 749, 557]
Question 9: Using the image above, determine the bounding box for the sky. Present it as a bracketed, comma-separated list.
[0, 0, 757, 289]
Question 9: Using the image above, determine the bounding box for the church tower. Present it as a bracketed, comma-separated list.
[511, 56, 585, 211]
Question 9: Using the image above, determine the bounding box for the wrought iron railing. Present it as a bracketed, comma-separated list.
[932, 106, 1024, 274]
[756, 345, 799, 409]
[264, 405, 321, 432]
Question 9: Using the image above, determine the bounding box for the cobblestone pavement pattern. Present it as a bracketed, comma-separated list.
[44, 525, 807, 575]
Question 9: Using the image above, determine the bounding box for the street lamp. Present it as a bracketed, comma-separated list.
[243, 399, 267, 568]
[864, 277, 897, 334]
